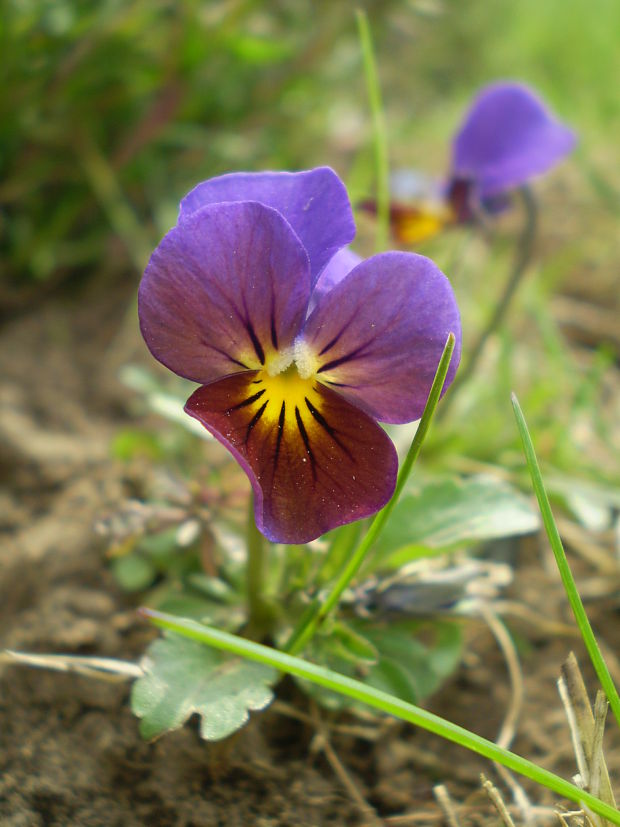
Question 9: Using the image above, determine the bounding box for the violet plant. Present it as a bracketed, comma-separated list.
[129, 160, 545, 729]
[138, 167, 461, 545]
[134, 167, 474, 674]
[380, 81, 576, 243]
[125, 45, 620, 816]
[129, 159, 620, 824]
[443, 82, 577, 404]
[445, 81, 576, 224]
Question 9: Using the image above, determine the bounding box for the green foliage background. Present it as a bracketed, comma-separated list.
[3, 0, 619, 284]
[2, 0, 619, 484]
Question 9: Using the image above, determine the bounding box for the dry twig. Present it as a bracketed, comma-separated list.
[308, 702, 382, 827]
[433, 784, 462, 827]
[481, 773, 518, 827]
[558, 653, 616, 827]
[0, 649, 143, 681]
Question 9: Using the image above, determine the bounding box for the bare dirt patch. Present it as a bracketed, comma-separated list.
[2, 277, 619, 826]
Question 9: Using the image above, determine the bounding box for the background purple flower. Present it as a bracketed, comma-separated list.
[449, 81, 576, 215]
[139, 169, 461, 544]
[381, 82, 577, 237]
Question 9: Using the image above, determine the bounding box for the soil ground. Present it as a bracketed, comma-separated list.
[1, 271, 620, 827]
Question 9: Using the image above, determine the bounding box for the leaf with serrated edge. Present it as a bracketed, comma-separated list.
[132, 633, 276, 741]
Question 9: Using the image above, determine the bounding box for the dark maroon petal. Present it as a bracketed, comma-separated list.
[185, 372, 398, 544]
[301, 252, 461, 424]
[138, 202, 310, 385]
[452, 82, 576, 197]
[178, 168, 356, 287]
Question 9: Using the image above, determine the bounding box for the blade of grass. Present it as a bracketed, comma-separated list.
[140, 608, 620, 826]
[511, 393, 620, 732]
[77, 131, 153, 272]
[356, 9, 390, 253]
[284, 332, 455, 656]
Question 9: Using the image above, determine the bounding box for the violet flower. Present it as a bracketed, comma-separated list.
[138, 168, 461, 544]
[447, 81, 576, 222]
[369, 81, 576, 243]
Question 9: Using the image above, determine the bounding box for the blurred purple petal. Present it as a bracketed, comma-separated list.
[312, 247, 363, 303]
[179, 167, 356, 287]
[452, 82, 576, 197]
[138, 202, 310, 385]
[302, 252, 461, 424]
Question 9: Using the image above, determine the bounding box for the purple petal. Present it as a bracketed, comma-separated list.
[179, 168, 356, 287]
[451, 82, 576, 197]
[312, 247, 363, 303]
[185, 372, 397, 544]
[301, 252, 461, 424]
[138, 202, 310, 385]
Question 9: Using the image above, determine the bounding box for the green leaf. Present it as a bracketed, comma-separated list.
[112, 429, 162, 461]
[330, 621, 379, 665]
[372, 476, 539, 569]
[112, 553, 156, 592]
[119, 365, 212, 440]
[137, 526, 181, 559]
[512, 394, 620, 734]
[224, 34, 293, 65]
[146, 587, 246, 628]
[186, 574, 238, 603]
[132, 634, 276, 741]
[546, 474, 620, 531]
[360, 619, 463, 703]
[301, 619, 462, 711]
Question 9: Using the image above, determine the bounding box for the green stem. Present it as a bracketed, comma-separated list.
[441, 186, 537, 417]
[284, 333, 455, 656]
[141, 609, 620, 827]
[356, 9, 390, 253]
[512, 394, 620, 733]
[246, 495, 267, 633]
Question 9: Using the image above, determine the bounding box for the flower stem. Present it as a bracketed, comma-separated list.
[284, 333, 455, 656]
[356, 9, 390, 253]
[141, 609, 620, 827]
[440, 185, 537, 416]
[246, 495, 268, 633]
[512, 393, 620, 733]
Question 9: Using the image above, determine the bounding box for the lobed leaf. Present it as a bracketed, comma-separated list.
[132, 634, 276, 741]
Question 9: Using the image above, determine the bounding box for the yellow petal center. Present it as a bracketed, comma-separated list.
[257, 362, 319, 423]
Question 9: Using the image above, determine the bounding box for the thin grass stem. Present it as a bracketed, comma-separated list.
[77, 131, 153, 272]
[511, 393, 620, 733]
[356, 9, 390, 253]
